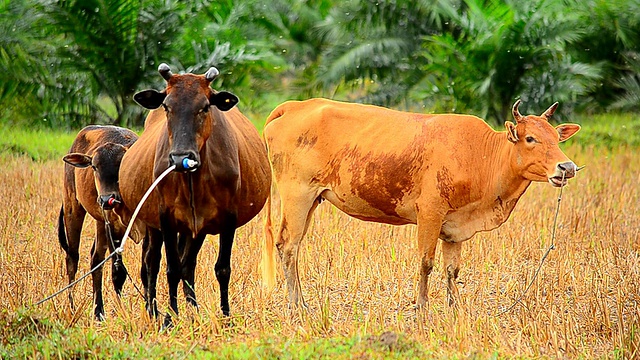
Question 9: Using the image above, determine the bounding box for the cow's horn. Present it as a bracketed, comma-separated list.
[158, 63, 173, 81]
[205, 67, 219, 82]
[512, 99, 523, 122]
[542, 102, 559, 120]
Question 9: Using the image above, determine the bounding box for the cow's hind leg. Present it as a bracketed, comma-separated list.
[91, 222, 109, 320]
[59, 204, 85, 310]
[276, 189, 321, 308]
[180, 232, 205, 308]
[216, 213, 237, 317]
[441, 241, 462, 307]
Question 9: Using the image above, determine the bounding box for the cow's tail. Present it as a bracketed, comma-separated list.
[260, 104, 287, 290]
[57, 205, 69, 253]
[260, 183, 277, 289]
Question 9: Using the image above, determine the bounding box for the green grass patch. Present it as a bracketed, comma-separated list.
[0, 112, 637, 163]
[0, 125, 77, 162]
[565, 112, 640, 148]
[0, 309, 430, 359]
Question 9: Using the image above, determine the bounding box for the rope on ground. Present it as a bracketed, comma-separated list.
[35, 251, 118, 306]
[493, 170, 566, 317]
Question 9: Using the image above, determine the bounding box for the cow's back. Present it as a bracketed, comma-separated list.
[263, 98, 494, 225]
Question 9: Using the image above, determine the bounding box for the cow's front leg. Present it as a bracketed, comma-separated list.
[91, 224, 109, 321]
[216, 213, 237, 317]
[416, 211, 444, 308]
[180, 232, 205, 308]
[160, 211, 181, 328]
[441, 240, 462, 307]
[109, 228, 128, 297]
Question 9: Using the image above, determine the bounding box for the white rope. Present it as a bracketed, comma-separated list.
[116, 164, 176, 253]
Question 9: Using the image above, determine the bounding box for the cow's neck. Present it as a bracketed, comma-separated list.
[485, 131, 532, 217]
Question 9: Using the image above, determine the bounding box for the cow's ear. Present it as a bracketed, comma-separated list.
[505, 121, 519, 143]
[557, 123, 581, 142]
[133, 90, 166, 109]
[63, 153, 92, 168]
[210, 91, 239, 111]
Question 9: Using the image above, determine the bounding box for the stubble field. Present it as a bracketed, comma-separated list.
[0, 144, 639, 358]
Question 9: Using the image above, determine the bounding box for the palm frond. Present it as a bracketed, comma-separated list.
[320, 37, 411, 85]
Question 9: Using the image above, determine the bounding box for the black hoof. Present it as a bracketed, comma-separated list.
[146, 303, 158, 319]
[161, 314, 174, 331]
[186, 296, 199, 308]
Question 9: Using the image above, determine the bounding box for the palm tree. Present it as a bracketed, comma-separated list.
[572, 0, 640, 111]
[166, 0, 287, 116]
[417, 0, 602, 123]
[0, 0, 99, 128]
[38, 0, 185, 127]
[314, 0, 450, 107]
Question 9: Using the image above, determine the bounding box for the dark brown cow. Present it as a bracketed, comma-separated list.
[119, 64, 271, 324]
[261, 98, 581, 308]
[59, 125, 138, 320]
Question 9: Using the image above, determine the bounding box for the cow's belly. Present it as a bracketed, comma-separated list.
[321, 188, 416, 225]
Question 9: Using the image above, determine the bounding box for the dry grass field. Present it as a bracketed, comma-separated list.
[1, 144, 639, 358]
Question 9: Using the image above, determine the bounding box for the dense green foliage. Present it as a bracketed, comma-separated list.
[1, 0, 639, 128]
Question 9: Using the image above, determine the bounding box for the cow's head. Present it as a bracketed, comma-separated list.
[505, 100, 581, 187]
[133, 63, 239, 172]
[63, 143, 129, 210]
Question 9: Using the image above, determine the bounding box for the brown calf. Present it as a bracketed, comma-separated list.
[59, 125, 138, 320]
[261, 98, 581, 308]
[119, 64, 271, 325]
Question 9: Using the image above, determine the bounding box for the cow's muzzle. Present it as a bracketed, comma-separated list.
[169, 152, 200, 172]
[548, 161, 579, 187]
[98, 194, 122, 210]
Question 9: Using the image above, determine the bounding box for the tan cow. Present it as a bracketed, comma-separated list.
[261, 98, 580, 308]
[119, 64, 271, 325]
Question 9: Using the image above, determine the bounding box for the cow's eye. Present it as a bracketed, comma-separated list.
[161, 103, 169, 112]
[526, 136, 536, 144]
[91, 165, 97, 171]
[201, 105, 209, 114]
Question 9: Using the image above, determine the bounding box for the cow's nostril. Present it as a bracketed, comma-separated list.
[99, 194, 120, 209]
[557, 162, 576, 176]
[182, 158, 199, 171]
[170, 153, 200, 172]
[107, 197, 120, 207]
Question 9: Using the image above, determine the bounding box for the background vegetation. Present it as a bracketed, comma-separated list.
[1, 0, 640, 130]
[2, 0, 640, 358]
